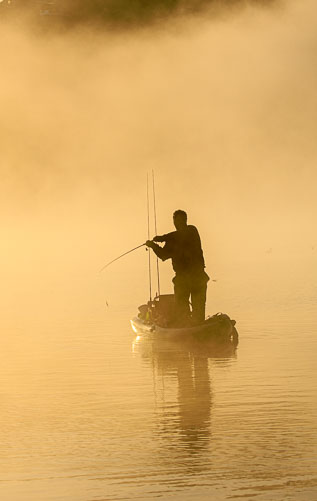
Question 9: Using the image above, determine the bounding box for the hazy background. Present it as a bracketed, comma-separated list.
[1, 0, 316, 315]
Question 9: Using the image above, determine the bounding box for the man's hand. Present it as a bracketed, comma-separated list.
[145, 240, 154, 248]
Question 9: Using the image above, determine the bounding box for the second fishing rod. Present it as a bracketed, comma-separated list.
[146, 170, 161, 302]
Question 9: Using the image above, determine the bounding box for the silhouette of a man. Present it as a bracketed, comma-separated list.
[146, 210, 209, 325]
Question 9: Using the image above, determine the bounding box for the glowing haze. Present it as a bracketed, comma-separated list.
[1, 0, 316, 311]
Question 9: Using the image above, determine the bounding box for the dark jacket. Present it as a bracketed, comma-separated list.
[151, 225, 206, 275]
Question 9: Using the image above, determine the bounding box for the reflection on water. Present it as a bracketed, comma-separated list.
[133, 334, 237, 474]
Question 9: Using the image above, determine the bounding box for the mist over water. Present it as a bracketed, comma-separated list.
[1, 0, 317, 265]
[1, 1, 317, 500]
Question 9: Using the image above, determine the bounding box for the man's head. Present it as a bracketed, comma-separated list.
[173, 209, 187, 230]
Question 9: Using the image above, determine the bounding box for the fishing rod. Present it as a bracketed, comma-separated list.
[152, 170, 160, 297]
[100, 173, 160, 303]
[99, 243, 146, 273]
[147, 173, 152, 301]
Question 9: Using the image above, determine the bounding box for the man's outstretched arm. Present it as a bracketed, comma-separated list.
[152, 230, 177, 243]
[152, 234, 167, 243]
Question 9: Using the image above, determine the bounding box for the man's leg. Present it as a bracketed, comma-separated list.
[191, 282, 207, 325]
[173, 275, 191, 326]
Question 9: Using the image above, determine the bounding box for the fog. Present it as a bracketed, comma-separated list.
[1, 0, 317, 314]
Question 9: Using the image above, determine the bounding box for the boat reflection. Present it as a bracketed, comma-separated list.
[133, 334, 238, 471]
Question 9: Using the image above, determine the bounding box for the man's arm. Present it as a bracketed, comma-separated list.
[153, 230, 177, 243]
[145, 240, 172, 261]
[153, 235, 165, 243]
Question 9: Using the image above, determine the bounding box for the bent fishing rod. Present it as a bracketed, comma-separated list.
[99, 243, 147, 273]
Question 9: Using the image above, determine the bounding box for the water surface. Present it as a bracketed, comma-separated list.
[1, 259, 317, 500]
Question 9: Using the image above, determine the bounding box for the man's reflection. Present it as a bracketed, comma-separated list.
[176, 353, 211, 453]
[133, 335, 237, 465]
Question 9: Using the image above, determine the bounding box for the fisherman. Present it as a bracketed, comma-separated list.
[146, 210, 209, 326]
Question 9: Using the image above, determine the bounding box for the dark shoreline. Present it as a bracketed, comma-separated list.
[0, 0, 277, 32]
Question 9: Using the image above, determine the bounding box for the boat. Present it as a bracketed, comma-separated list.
[131, 294, 238, 344]
[99, 173, 238, 344]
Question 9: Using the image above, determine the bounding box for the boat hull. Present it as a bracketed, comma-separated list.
[131, 314, 237, 342]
